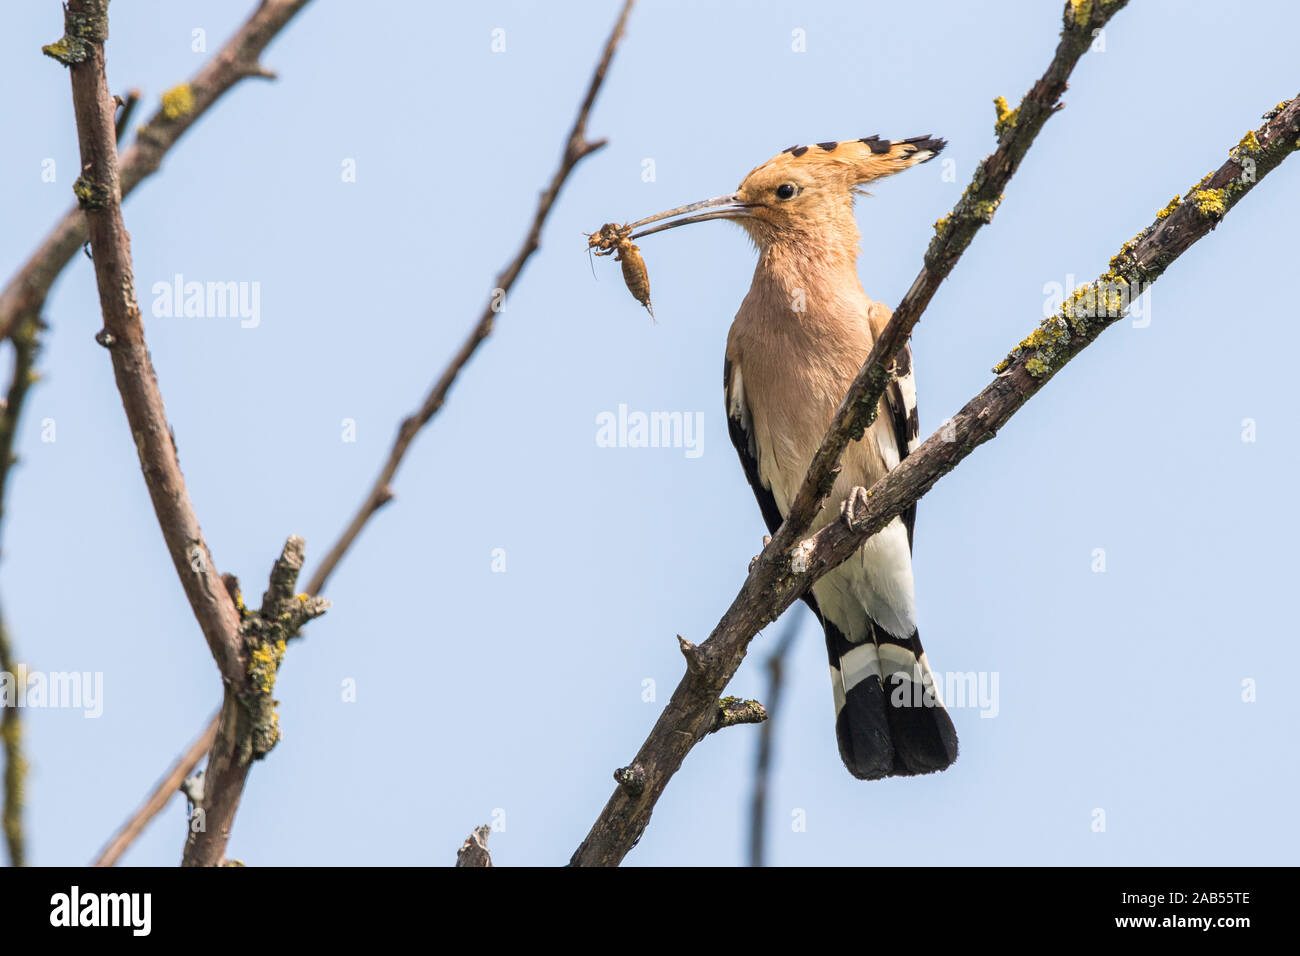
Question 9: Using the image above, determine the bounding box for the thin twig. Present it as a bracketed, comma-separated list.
[92, 712, 218, 866]
[304, 0, 636, 597]
[113, 87, 140, 143]
[748, 613, 802, 868]
[0, 0, 312, 344]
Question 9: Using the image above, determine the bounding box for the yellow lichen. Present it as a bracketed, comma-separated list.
[993, 96, 1019, 138]
[1190, 187, 1226, 217]
[161, 83, 194, 120]
[1156, 195, 1180, 219]
[1236, 130, 1260, 154]
[248, 638, 287, 695]
[1069, 0, 1093, 28]
[1025, 357, 1049, 377]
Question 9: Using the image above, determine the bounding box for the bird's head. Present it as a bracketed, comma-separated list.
[628, 136, 945, 252]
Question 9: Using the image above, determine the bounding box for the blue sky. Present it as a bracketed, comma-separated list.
[1, 0, 1296, 866]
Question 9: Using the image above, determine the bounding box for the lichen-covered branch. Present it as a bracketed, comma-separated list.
[710, 697, 767, 734]
[779, 0, 1128, 540]
[0, 320, 41, 562]
[801, 95, 1300, 578]
[0, 318, 41, 868]
[0, 0, 311, 344]
[569, 81, 1298, 865]
[0, 607, 26, 867]
[92, 713, 218, 866]
[183, 539, 327, 867]
[304, 0, 636, 597]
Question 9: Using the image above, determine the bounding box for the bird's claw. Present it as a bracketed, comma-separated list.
[840, 487, 870, 531]
[748, 535, 773, 573]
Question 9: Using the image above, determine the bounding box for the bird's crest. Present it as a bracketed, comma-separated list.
[743, 135, 946, 191]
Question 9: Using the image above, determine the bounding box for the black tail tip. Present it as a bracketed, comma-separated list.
[836, 674, 959, 780]
[900, 134, 947, 159]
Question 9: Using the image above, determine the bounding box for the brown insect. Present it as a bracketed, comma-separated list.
[587, 222, 653, 318]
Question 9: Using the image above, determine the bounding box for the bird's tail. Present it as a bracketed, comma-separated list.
[824, 618, 958, 779]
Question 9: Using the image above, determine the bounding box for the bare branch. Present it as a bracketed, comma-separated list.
[63, 0, 244, 689]
[304, 0, 636, 597]
[0, 0, 313, 343]
[57, 0, 326, 867]
[748, 613, 802, 868]
[92, 713, 218, 866]
[569, 92, 1299, 874]
[112, 87, 140, 143]
[455, 826, 493, 867]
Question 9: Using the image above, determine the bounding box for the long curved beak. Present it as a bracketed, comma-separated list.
[627, 194, 754, 240]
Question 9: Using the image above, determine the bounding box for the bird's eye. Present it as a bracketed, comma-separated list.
[776, 183, 797, 200]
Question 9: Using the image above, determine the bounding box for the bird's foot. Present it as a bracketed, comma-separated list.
[748, 535, 772, 573]
[840, 487, 870, 531]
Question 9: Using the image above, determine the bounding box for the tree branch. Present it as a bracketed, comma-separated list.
[92, 712, 218, 866]
[181, 539, 327, 867]
[570, 74, 1298, 873]
[455, 826, 493, 867]
[57, 0, 326, 867]
[304, 0, 635, 597]
[778, 0, 1128, 542]
[0, 0, 312, 344]
[64, 0, 245, 693]
[0, 607, 26, 867]
[0, 316, 41, 868]
[112, 86, 140, 143]
[748, 613, 802, 868]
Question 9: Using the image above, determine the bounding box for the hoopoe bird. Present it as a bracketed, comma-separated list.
[623, 136, 958, 779]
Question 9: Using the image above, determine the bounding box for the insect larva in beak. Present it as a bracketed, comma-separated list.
[616, 240, 653, 317]
[586, 222, 654, 318]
